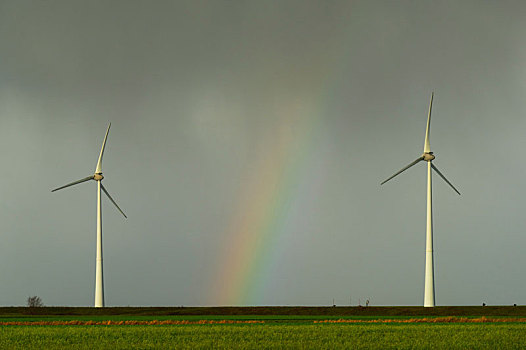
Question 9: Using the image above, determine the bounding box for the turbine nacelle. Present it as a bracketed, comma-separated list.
[93, 173, 104, 181]
[422, 152, 435, 161]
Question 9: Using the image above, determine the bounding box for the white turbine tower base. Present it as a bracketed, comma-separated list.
[424, 160, 434, 307]
[95, 179, 104, 307]
[52, 123, 127, 308]
[381, 93, 460, 307]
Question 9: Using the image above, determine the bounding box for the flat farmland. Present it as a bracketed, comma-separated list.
[0, 307, 525, 349]
[1, 323, 525, 349]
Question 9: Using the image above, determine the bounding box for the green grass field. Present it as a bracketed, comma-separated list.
[0, 307, 524, 349]
[1, 323, 525, 349]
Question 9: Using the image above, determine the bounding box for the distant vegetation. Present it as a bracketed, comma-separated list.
[1, 306, 525, 317]
[26, 296, 44, 308]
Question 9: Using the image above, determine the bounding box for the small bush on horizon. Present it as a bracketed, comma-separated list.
[27, 296, 44, 308]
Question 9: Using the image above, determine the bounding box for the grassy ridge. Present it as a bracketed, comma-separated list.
[0, 306, 525, 317]
[0, 323, 525, 349]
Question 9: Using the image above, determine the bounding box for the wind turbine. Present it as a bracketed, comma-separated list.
[52, 123, 127, 307]
[381, 93, 460, 307]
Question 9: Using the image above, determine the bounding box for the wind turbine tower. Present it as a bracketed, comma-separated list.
[381, 93, 460, 307]
[52, 123, 127, 307]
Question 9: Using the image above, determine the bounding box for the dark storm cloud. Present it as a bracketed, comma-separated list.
[0, 0, 525, 306]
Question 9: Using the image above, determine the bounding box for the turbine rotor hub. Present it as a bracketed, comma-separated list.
[93, 173, 104, 181]
[423, 152, 435, 161]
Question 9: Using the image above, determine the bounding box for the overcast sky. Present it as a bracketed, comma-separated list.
[1, 0, 526, 307]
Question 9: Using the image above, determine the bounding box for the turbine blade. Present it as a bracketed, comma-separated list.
[424, 92, 433, 153]
[381, 157, 424, 185]
[431, 163, 460, 195]
[101, 184, 127, 218]
[52, 176, 94, 192]
[95, 123, 111, 174]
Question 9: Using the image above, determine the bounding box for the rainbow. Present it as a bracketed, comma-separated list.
[209, 89, 336, 305]
[210, 31, 351, 306]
